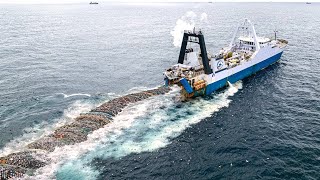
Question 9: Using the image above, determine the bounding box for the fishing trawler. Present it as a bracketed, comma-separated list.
[164, 19, 287, 99]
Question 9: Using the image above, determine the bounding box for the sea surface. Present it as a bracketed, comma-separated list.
[0, 2, 320, 180]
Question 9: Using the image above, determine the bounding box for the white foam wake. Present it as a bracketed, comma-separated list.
[0, 100, 95, 157]
[26, 89, 174, 180]
[29, 82, 242, 180]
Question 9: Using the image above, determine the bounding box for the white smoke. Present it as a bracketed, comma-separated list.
[170, 11, 209, 47]
[200, 13, 208, 23]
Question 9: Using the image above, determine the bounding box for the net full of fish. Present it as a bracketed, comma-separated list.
[0, 87, 171, 179]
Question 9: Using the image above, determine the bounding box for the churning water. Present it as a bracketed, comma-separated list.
[0, 2, 319, 180]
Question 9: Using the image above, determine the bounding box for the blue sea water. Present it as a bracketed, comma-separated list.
[0, 2, 320, 180]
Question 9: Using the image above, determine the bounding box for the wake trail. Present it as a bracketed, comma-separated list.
[32, 82, 242, 180]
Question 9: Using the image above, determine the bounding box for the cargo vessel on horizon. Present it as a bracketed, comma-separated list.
[164, 19, 288, 99]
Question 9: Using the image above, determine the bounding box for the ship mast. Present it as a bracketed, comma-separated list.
[229, 19, 260, 51]
[178, 29, 213, 75]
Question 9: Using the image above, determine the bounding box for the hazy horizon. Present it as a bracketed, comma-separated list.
[0, 0, 318, 4]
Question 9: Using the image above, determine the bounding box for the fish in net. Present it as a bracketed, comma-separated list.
[0, 87, 171, 179]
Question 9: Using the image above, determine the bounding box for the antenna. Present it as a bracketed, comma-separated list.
[273, 28, 278, 40]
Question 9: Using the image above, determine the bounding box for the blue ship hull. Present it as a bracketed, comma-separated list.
[205, 51, 283, 95]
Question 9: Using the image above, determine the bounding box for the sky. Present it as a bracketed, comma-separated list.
[0, 0, 318, 4]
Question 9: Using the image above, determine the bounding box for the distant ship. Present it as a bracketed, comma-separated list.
[306, 2, 311, 4]
[89, 2, 98, 4]
[164, 19, 288, 99]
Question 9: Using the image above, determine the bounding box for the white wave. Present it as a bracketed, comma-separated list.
[29, 82, 242, 179]
[127, 86, 150, 93]
[57, 93, 91, 98]
[0, 100, 96, 157]
[170, 11, 209, 47]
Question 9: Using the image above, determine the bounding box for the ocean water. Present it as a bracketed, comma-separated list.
[0, 2, 320, 180]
